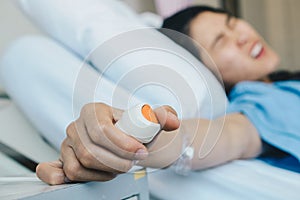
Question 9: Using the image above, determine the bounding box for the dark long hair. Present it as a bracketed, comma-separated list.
[268, 70, 300, 82]
[160, 6, 229, 79]
[162, 5, 228, 36]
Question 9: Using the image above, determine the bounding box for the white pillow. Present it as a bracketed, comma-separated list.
[89, 28, 227, 119]
[17, 0, 227, 119]
[139, 12, 164, 28]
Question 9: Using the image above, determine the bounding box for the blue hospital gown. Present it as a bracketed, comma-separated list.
[227, 81, 300, 172]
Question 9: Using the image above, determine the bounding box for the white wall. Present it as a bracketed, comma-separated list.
[123, 0, 156, 13]
[193, 0, 220, 7]
[123, 0, 220, 14]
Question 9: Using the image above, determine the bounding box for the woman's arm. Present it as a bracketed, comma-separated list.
[36, 103, 262, 185]
[140, 113, 263, 170]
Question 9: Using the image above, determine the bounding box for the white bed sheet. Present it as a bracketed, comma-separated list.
[148, 159, 300, 200]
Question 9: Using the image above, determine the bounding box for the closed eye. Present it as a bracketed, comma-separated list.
[212, 32, 225, 48]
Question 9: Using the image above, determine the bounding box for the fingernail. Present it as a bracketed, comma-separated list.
[135, 149, 148, 160]
[168, 111, 178, 121]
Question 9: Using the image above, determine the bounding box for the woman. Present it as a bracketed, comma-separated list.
[37, 6, 300, 185]
[162, 6, 300, 172]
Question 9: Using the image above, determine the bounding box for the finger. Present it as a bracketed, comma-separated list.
[80, 103, 148, 160]
[154, 106, 180, 131]
[61, 140, 117, 182]
[36, 160, 65, 185]
[68, 122, 134, 173]
[111, 107, 123, 122]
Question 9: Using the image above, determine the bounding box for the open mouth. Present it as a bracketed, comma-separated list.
[250, 42, 263, 59]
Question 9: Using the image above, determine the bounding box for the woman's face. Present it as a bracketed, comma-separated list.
[189, 11, 280, 85]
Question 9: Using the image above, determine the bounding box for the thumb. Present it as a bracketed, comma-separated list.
[36, 160, 66, 185]
[154, 106, 180, 131]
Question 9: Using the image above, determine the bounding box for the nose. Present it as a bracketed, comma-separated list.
[226, 28, 249, 47]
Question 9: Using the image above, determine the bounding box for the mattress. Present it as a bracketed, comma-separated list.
[148, 159, 300, 200]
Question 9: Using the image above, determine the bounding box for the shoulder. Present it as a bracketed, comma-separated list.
[229, 81, 273, 98]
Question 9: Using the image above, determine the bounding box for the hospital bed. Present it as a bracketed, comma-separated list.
[1, 100, 299, 200]
[1, 0, 300, 199]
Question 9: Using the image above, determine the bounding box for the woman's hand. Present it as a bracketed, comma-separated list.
[36, 103, 180, 185]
